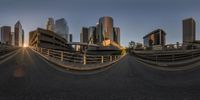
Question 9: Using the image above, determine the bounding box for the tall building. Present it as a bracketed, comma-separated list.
[143, 29, 166, 47]
[0, 29, 1, 43]
[22, 29, 24, 46]
[99, 16, 114, 41]
[80, 27, 89, 43]
[113, 27, 120, 44]
[11, 32, 15, 46]
[88, 26, 96, 44]
[15, 21, 23, 47]
[46, 18, 55, 32]
[183, 18, 196, 44]
[69, 34, 73, 42]
[55, 18, 69, 41]
[96, 23, 103, 43]
[80, 26, 97, 44]
[1, 26, 12, 45]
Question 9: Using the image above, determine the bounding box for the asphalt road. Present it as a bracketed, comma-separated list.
[1, 48, 200, 100]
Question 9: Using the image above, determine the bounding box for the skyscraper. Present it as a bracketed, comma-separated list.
[80, 27, 89, 43]
[99, 16, 114, 41]
[55, 18, 69, 41]
[96, 23, 103, 43]
[0, 29, 1, 43]
[15, 21, 23, 47]
[22, 29, 24, 46]
[11, 32, 15, 46]
[46, 18, 55, 32]
[183, 18, 196, 44]
[113, 27, 120, 44]
[69, 34, 73, 42]
[1, 26, 11, 45]
[88, 26, 96, 44]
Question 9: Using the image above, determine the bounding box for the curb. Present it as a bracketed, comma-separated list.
[31, 48, 126, 72]
[0, 49, 18, 59]
[0, 49, 20, 64]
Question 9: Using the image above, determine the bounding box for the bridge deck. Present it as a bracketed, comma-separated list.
[0, 48, 200, 99]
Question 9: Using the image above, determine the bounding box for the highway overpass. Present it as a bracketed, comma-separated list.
[1, 48, 200, 99]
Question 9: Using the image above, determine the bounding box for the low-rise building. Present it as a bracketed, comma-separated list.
[29, 28, 72, 51]
[143, 29, 166, 50]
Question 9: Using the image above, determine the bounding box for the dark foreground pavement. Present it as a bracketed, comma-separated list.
[1, 48, 200, 100]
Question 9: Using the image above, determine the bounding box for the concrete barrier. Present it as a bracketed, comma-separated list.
[133, 55, 200, 71]
[31, 48, 126, 72]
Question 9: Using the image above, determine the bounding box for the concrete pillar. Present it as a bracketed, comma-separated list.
[110, 56, 112, 62]
[40, 48, 43, 53]
[101, 56, 104, 63]
[61, 51, 64, 62]
[155, 55, 157, 64]
[47, 49, 50, 56]
[83, 54, 86, 65]
[191, 51, 193, 59]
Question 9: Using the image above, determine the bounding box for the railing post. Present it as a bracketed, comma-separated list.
[101, 56, 104, 63]
[61, 51, 64, 62]
[192, 51, 193, 59]
[110, 56, 112, 62]
[40, 48, 43, 54]
[155, 55, 157, 64]
[83, 54, 86, 65]
[115, 56, 117, 61]
[47, 49, 50, 56]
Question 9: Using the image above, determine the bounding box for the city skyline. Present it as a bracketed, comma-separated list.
[1, 0, 200, 46]
[2, 1, 200, 99]
[80, 16, 120, 46]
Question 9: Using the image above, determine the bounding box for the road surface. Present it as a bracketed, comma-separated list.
[1, 48, 200, 100]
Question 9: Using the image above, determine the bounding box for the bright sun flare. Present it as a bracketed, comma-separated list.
[23, 44, 27, 48]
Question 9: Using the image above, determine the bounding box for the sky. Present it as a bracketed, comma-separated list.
[0, 0, 200, 46]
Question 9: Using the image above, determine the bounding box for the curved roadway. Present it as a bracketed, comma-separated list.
[0, 48, 200, 100]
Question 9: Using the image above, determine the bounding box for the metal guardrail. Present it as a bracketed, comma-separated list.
[133, 49, 200, 62]
[0, 45, 19, 56]
[32, 47, 122, 65]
